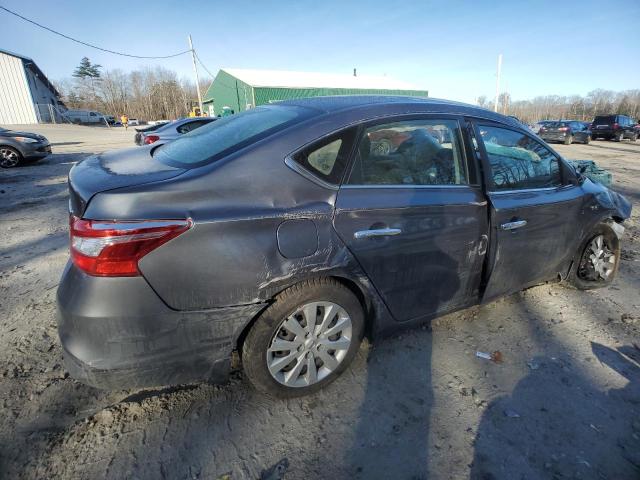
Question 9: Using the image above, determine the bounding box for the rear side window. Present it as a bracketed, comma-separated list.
[479, 125, 561, 191]
[154, 106, 316, 168]
[177, 120, 209, 134]
[292, 129, 357, 184]
[347, 118, 468, 186]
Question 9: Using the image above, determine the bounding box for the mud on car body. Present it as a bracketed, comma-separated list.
[57, 96, 631, 397]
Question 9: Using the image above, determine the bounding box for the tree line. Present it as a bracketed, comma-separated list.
[54, 57, 209, 121]
[477, 89, 640, 124]
[56, 58, 639, 125]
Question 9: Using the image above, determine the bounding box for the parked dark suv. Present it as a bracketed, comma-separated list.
[538, 120, 592, 145]
[590, 115, 638, 142]
[57, 96, 631, 397]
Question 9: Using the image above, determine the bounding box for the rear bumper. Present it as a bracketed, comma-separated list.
[57, 262, 266, 390]
[540, 133, 568, 142]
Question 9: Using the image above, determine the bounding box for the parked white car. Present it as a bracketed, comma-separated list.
[128, 118, 140, 126]
[64, 110, 107, 124]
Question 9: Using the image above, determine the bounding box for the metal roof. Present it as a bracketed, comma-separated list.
[0, 47, 61, 97]
[221, 68, 425, 91]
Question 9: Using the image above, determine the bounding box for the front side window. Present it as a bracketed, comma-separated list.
[154, 105, 316, 168]
[479, 125, 561, 191]
[346, 119, 468, 186]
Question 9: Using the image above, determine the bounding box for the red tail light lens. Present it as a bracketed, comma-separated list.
[613, 123, 619, 129]
[559, 127, 569, 131]
[144, 135, 160, 144]
[70, 216, 192, 276]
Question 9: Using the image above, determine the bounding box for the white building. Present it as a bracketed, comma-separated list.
[0, 48, 65, 124]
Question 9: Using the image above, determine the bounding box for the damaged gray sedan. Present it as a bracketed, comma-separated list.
[57, 96, 631, 397]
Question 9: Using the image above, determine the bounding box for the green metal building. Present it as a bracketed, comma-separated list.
[202, 68, 428, 117]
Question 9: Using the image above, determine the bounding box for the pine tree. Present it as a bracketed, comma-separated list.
[73, 57, 102, 79]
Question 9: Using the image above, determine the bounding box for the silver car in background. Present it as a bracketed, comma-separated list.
[136, 117, 216, 145]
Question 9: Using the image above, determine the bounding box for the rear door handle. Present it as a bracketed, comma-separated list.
[500, 220, 527, 231]
[354, 228, 402, 239]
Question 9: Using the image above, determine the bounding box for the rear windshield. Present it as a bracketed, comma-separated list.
[593, 115, 616, 124]
[546, 122, 568, 128]
[154, 106, 315, 168]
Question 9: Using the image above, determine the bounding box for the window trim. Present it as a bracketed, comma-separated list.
[472, 120, 567, 193]
[342, 114, 475, 189]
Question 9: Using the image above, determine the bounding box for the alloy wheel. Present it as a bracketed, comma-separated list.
[578, 234, 616, 281]
[0, 148, 20, 168]
[266, 301, 352, 388]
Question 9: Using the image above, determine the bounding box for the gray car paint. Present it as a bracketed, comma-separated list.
[58, 96, 632, 390]
[0, 128, 51, 162]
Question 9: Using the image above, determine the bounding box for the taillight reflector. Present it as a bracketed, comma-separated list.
[144, 135, 160, 144]
[69, 216, 192, 276]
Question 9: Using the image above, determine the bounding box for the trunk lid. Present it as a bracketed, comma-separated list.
[68, 146, 186, 216]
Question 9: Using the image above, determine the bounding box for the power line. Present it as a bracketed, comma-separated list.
[194, 50, 216, 79]
[0, 5, 192, 59]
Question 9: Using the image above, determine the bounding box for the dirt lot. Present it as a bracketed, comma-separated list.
[1, 126, 639, 480]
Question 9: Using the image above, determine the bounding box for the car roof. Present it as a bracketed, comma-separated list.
[275, 95, 523, 129]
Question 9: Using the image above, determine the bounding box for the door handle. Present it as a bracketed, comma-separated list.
[500, 220, 527, 231]
[354, 228, 402, 239]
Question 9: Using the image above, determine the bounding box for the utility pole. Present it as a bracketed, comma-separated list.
[494, 53, 502, 113]
[188, 35, 203, 116]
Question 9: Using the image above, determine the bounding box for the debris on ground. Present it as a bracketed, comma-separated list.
[476, 350, 503, 363]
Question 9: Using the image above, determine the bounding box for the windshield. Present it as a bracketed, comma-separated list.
[154, 105, 316, 168]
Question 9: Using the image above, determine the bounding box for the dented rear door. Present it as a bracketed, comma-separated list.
[333, 115, 489, 322]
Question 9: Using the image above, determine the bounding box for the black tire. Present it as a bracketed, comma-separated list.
[242, 278, 365, 397]
[567, 223, 620, 290]
[631, 133, 638, 142]
[584, 135, 591, 145]
[0, 146, 23, 168]
[564, 135, 573, 145]
[615, 131, 624, 142]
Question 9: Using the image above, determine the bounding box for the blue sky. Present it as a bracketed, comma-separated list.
[1, 0, 638, 103]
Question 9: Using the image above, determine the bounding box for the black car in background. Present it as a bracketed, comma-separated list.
[0, 127, 51, 168]
[590, 115, 638, 142]
[539, 120, 592, 145]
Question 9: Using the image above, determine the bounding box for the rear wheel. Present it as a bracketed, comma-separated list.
[615, 131, 624, 142]
[564, 135, 573, 145]
[242, 278, 365, 397]
[568, 223, 620, 290]
[584, 135, 591, 145]
[631, 133, 638, 142]
[0, 146, 22, 168]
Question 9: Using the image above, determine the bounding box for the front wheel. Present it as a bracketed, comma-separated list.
[0, 146, 22, 168]
[568, 223, 620, 290]
[564, 135, 573, 145]
[615, 131, 624, 142]
[242, 278, 365, 397]
[584, 135, 591, 145]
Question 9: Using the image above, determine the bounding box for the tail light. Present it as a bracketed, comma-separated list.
[144, 135, 160, 144]
[559, 127, 569, 131]
[70, 216, 192, 276]
[613, 123, 619, 130]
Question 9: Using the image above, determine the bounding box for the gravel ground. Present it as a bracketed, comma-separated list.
[0, 126, 639, 480]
